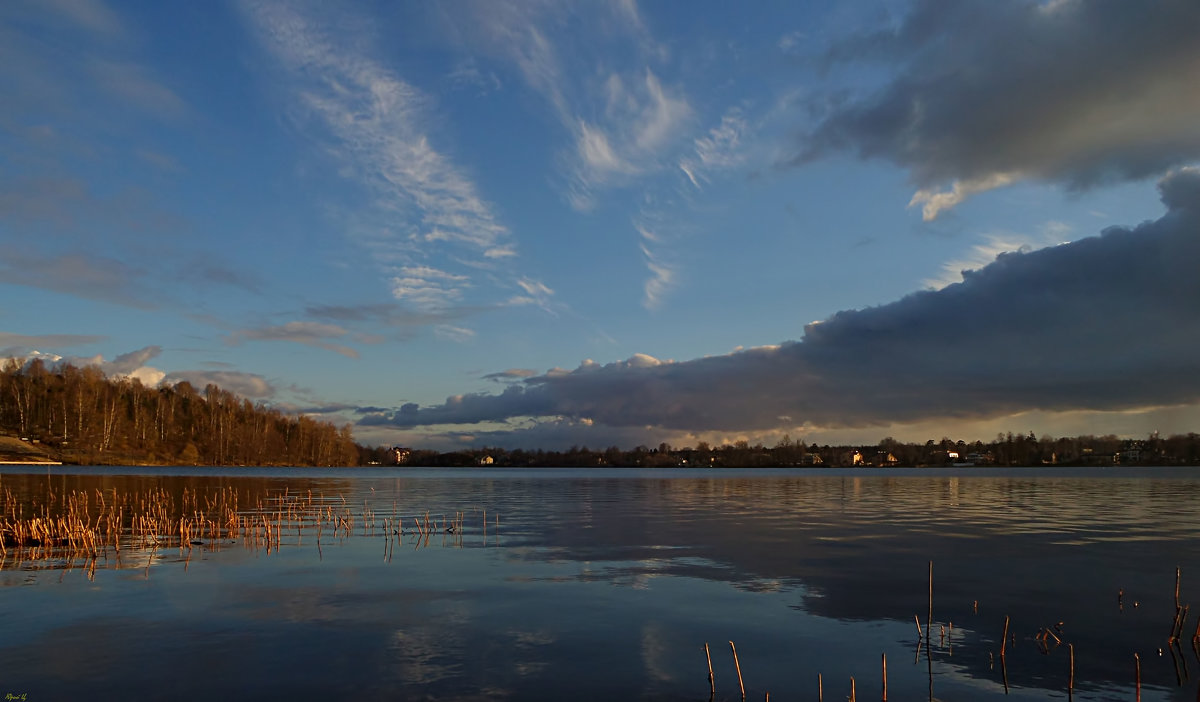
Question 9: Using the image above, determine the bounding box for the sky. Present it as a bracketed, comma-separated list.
[3, 0, 1200, 451]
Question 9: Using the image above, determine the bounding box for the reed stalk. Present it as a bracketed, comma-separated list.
[730, 641, 745, 700]
[1068, 643, 1074, 697]
[1134, 652, 1142, 701]
[881, 652, 887, 701]
[704, 642, 714, 697]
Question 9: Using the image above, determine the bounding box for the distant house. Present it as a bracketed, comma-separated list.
[478, 455, 494, 466]
[391, 447, 411, 465]
[1116, 448, 1141, 464]
[874, 451, 899, 467]
[802, 453, 824, 466]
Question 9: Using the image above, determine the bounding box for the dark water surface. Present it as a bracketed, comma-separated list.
[3, 466, 1200, 701]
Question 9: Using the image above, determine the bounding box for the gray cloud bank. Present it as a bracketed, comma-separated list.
[798, 0, 1200, 216]
[365, 168, 1200, 433]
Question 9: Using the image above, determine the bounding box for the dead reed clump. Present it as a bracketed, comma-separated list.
[1, 485, 487, 574]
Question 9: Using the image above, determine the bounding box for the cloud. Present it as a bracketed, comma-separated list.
[923, 222, 1072, 290]
[483, 368, 538, 383]
[366, 168, 1200, 433]
[798, 0, 1200, 216]
[243, 0, 515, 295]
[0, 332, 105, 357]
[679, 108, 747, 189]
[227, 321, 360, 358]
[34, 0, 125, 39]
[570, 69, 692, 201]
[378, 416, 686, 452]
[162, 370, 276, 399]
[509, 277, 557, 312]
[58, 345, 165, 386]
[0, 252, 153, 308]
[389, 266, 469, 311]
[434, 324, 476, 343]
[103, 345, 162, 375]
[306, 302, 472, 330]
[87, 59, 186, 118]
[457, 4, 690, 205]
[638, 241, 674, 310]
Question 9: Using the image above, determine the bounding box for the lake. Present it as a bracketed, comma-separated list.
[2, 466, 1200, 701]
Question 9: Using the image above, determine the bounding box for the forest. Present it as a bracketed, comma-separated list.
[5, 358, 1200, 469]
[398, 432, 1200, 469]
[1, 359, 362, 466]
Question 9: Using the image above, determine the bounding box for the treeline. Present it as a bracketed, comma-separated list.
[1, 359, 361, 466]
[394, 432, 1200, 468]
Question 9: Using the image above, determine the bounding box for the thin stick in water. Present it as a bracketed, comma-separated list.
[1068, 643, 1075, 698]
[730, 641, 745, 701]
[882, 652, 888, 701]
[927, 560, 933, 645]
[705, 642, 715, 697]
[1135, 652, 1141, 702]
[1000, 615, 1010, 658]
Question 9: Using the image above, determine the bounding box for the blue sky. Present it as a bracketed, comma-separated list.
[3, 0, 1199, 450]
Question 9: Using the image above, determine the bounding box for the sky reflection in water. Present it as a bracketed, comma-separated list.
[2, 466, 1200, 701]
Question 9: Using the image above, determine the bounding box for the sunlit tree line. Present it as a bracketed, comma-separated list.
[1, 359, 360, 466]
[395, 431, 1200, 468]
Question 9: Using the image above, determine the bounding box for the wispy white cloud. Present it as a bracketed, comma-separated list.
[509, 277, 556, 312]
[435, 324, 476, 343]
[639, 243, 675, 311]
[570, 69, 692, 203]
[389, 266, 470, 311]
[243, 0, 520, 306]
[459, 3, 691, 206]
[632, 216, 678, 310]
[679, 108, 748, 189]
[446, 57, 502, 94]
[924, 221, 1074, 290]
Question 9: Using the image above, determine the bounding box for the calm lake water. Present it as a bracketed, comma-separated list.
[3, 466, 1200, 701]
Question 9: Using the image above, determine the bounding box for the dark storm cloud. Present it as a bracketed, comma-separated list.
[796, 0, 1200, 216]
[364, 168, 1200, 432]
